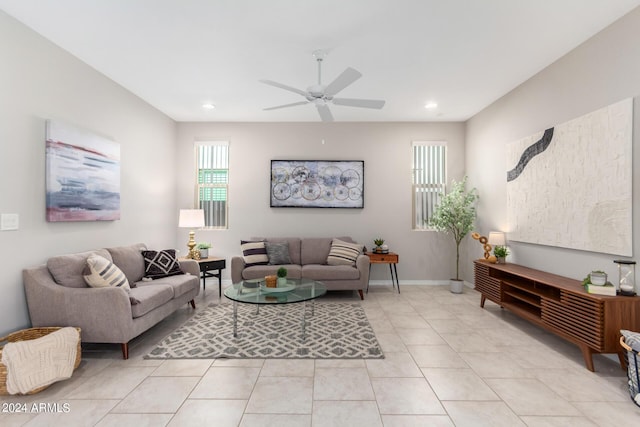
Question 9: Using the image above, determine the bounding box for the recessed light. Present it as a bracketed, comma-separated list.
[202, 103, 216, 110]
[424, 102, 438, 109]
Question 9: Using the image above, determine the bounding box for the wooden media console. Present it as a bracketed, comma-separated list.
[474, 260, 640, 371]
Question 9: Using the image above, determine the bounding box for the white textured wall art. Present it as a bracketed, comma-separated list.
[506, 98, 632, 256]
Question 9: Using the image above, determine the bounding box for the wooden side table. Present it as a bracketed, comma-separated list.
[182, 257, 226, 296]
[366, 252, 400, 294]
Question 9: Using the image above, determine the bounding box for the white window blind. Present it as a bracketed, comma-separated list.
[412, 141, 447, 230]
[195, 141, 229, 229]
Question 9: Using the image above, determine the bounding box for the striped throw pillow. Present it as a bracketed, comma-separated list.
[83, 254, 131, 291]
[241, 240, 269, 267]
[326, 239, 363, 266]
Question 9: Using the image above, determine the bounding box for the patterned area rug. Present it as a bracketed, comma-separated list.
[145, 302, 384, 359]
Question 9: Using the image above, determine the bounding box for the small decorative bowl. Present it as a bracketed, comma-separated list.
[590, 272, 607, 286]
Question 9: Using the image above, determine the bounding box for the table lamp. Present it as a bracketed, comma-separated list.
[179, 209, 205, 259]
[487, 231, 506, 247]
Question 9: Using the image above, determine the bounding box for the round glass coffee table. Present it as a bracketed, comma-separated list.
[223, 278, 327, 340]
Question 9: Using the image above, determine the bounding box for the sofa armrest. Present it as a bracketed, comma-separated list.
[231, 256, 246, 283]
[178, 259, 200, 277]
[356, 254, 370, 284]
[23, 266, 134, 342]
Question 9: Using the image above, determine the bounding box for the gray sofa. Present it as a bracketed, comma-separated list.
[231, 237, 369, 299]
[23, 243, 200, 359]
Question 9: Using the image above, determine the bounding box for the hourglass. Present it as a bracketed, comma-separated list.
[614, 260, 636, 296]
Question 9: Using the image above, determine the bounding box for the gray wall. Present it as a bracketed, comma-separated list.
[464, 7, 640, 283]
[175, 122, 465, 283]
[0, 11, 178, 335]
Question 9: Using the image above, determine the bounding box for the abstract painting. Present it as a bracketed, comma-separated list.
[270, 160, 364, 208]
[506, 98, 632, 256]
[46, 120, 120, 221]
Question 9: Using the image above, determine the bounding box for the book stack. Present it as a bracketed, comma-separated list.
[584, 284, 616, 296]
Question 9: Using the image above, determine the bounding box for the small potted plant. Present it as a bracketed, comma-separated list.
[373, 238, 385, 253]
[196, 242, 211, 259]
[493, 245, 510, 264]
[276, 267, 288, 286]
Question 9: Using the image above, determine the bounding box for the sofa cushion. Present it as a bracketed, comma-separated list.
[302, 264, 360, 281]
[326, 239, 363, 266]
[241, 265, 302, 280]
[300, 237, 333, 265]
[135, 273, 198, 299]
[128, 285, 174, 318]
[107, 243, 146, 284]
[83, 254, 131, 291]
[47, 249, 113, 288]
[142, 249, 183, 279]
[241, 240, 269, 267]
[265, 241, 292, 265]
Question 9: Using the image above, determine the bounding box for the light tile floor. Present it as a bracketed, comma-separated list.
[2, 284, 640, 426]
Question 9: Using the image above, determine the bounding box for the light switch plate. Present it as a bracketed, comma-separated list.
[1, 213, 19, 231]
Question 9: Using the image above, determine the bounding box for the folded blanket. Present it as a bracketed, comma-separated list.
[1, 327, 79, 394]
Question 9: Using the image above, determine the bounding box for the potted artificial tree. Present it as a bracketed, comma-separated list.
[429, 176, 478, 294]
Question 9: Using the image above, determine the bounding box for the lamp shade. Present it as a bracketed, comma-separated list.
[178, 209, 205, 228]
[488, 231, 506, 246]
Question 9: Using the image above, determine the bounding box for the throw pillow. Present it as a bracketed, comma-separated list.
[141, 249, 184, 279]
[241, 240, 269, 267]
[83, 254, 131, 291]
[326, 238, 363, 266]
[265, 241, 292, 265]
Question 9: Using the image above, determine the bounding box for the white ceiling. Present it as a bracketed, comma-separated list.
[2, 0, 639, 122]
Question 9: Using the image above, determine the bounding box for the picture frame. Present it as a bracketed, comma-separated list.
[46, 120, 121, 222]
[270, 160, 364, 208]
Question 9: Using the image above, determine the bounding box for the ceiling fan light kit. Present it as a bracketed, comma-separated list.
[260, 50, 385, 122]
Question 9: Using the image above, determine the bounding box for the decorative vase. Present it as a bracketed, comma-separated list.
[277, 277, 287, 287]
[450, 279, 464, 294]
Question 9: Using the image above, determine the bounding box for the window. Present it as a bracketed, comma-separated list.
[412, 141, 447, 230]
[195, 141, 228, 228]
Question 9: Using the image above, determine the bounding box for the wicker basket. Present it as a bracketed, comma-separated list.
[0, 327, 81, 395]
[620, 336, 640, 407]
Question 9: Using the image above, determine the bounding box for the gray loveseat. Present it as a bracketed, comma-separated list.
[23, 243, 200, 359]
[231, 237, 369, 299]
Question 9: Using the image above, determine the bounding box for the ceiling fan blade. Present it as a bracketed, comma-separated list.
[332, 98, 386, 109]
[324, 67, 362, 96]
[263, 101, 309, 111]
[259, 79, 308, 97]
[316, 104, 334, 122]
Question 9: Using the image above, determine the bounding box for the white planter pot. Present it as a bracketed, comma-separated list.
[450, 279, 464, 294]
[199, 249, 209, 259]
[277, 277, 287, 287]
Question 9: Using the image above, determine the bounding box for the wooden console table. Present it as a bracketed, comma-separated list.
[474, 260, 640, 372]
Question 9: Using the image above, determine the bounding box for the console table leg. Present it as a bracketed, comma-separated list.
[480, 295, 486, 308]
[618, 351, 628, 371]
[580, 345, 595, 372]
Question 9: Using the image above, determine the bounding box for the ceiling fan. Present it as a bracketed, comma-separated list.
[260, 50, 385, 122]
